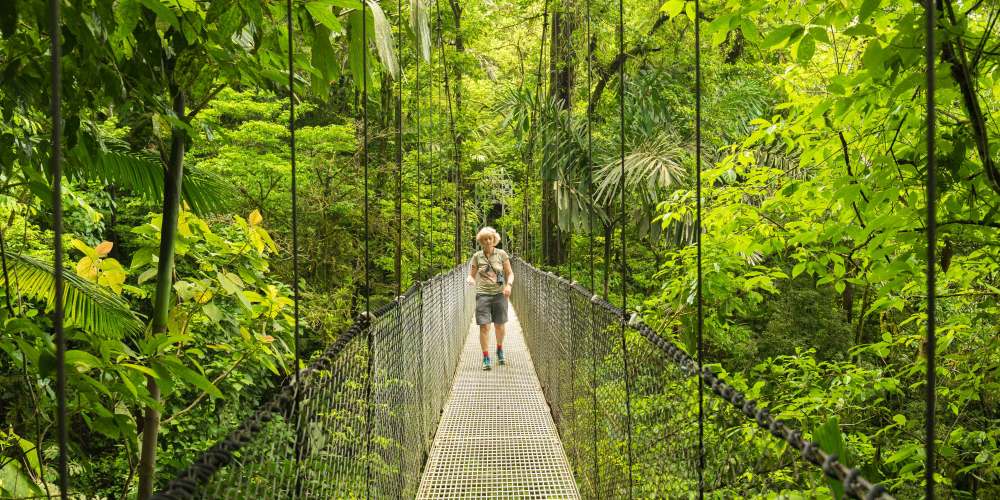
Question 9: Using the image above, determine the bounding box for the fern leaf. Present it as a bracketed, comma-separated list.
[1, 253, 145, 337]
[68, 143, 231, 215]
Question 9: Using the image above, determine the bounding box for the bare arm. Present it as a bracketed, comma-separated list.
[466, 256, 477, 285]
[502, 258, 514, 297]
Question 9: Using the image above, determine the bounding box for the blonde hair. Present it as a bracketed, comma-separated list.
[476, 226, 501, 246]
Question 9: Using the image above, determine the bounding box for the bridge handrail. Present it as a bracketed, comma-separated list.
[152, 264, 472, 499]
[511, 257, 892, 500]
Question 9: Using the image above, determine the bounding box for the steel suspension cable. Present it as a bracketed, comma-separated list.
[415, 7, 424, 281]
[428, 1, 437, 274]
[49, 0, 68, 496]
[586, 0, 594, 294]
[433, 0, 460, 264]
[524, 0, 548, 262]
[584, 0, 599, 488]
[396, 0, 404, 296]
[617, 0, 633, 496]
[923, 0, 937, 496]
[694, 0, 705, 497]
[361, 0, 373, 497]
[285, 2, 303, 486]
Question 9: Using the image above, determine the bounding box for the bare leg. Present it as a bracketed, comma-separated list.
[479, 324, 490, 355]
[495, 323, 506, 349]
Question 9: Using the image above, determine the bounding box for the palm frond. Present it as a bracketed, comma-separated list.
[1, 253, 145, 337]
[493, 86, 536, 140]
[68, 140, 231, 215]
[594, 133, 689, 206]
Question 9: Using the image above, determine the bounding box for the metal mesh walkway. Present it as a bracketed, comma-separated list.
[417, 305, 580, 499]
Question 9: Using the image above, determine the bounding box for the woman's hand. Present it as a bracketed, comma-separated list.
[503, 284, 512, 298]
[466, 276, 476, 286]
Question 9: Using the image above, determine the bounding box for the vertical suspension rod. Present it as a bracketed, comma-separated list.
[924, 0, 937, 496]
[523, 0, 549, 261]
[617, 0, 633, 496]
[395, 0, 404, 296]
[362, 0, 373, 497]
[286, 1, 303, 495]
[695, 0, 705, 497]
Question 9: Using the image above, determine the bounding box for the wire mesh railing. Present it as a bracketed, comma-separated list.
[153, 264, 473, 499]
[510, 257, 892, 499]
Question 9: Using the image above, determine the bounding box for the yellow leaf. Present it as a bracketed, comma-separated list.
[249, 209, 263, 226]
[95, 241, 114, 256]
[177, 218, 193, 238]
[71, 239, 96, 259]
[196, 289, 215, 304]
[76, 256, 99, 281]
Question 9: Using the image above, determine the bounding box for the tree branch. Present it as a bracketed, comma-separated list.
[161, 353, 248, 425]
[938, 0, 1000, 195]
[587, 14, 671, 115]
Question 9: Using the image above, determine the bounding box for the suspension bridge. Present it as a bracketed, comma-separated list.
[148, 258, 890, 499]
[32, 0, 943, 496]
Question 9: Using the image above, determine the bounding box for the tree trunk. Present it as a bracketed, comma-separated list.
[542, 4, 575, 266]
[138, 87, 186, 500]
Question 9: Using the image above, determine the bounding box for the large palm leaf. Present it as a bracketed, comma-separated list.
[494, 86, 537, 142]
[1, 253, 145, 337]
[594, 133, 689, 206]
[68, 135, 231, 215]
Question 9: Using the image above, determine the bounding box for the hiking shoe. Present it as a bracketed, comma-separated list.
[497, 349, 505, 366]
[482, 356, 491, 371]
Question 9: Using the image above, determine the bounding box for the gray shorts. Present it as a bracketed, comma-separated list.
[475, 293, 508, 325]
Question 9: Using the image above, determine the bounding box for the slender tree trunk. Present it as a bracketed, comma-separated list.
[939, 0, 1000, 195]
[137, 86, 186, 500]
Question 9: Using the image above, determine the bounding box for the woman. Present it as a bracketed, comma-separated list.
[466, 227, 515, 371]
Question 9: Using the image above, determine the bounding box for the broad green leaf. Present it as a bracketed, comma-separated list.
[311, 25, 340, 96]
[410, 0, 431, 62]
[348, 10, 370, 89]
[660, 0, 685, 18]
[217, 271, 244, 294]
[306, 1, 344, 32]
[121, 363, 159, 379]
[138, 268, 158, 284]
[0, 459, 44, 497]
[65, 350, 103, 372]
[796, 35, 815, 64]
[202, 302, 224, 323]
[862, 39, 886, 74]
[17, 438, 40, 477]
[859, 0, 882, 22]
[814, 416, 849, 498]
[762, 25, 803, 49]
[161, 358, 223, 399]
[137, 0, 180, 30]
[366, 0, 399, 79]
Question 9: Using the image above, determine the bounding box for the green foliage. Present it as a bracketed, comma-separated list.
[2, 0, 999, 496]
[0, 253, 144, 337]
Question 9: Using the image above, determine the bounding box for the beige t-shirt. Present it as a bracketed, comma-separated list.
[471, 249, 509, 295]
